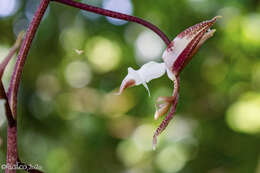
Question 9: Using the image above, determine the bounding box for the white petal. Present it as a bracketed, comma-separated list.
[162, 37, 190, 72]
[166, 68, 175, 81]
[138, 62, 166, 83]
[117, 61, 166, 95]
[162, 16, 220, 74]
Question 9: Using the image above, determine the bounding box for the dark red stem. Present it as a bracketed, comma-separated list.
[7, 0, 50, 118]
[0, 82, 17, 173]
[153, 76, 180, 149]
[5, 126, 17, 173]
[4, 0, 49, 173]
[52, 0, 171, 46]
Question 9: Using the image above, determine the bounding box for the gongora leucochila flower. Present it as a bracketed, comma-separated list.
[117, 16, 221, 149]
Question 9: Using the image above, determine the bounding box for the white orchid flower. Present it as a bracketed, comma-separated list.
[118, 16, 221, 149]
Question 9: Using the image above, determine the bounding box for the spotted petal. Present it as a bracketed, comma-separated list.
[162, 16, 221, 75]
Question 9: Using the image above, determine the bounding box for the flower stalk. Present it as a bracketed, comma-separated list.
[8, 0, 50, 118]
[2, 0, 50, 172]
[0, 33, 23, 173]
[52, 0, 171, 46]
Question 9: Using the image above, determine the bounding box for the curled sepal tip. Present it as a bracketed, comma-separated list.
[154, 96, 175, 120]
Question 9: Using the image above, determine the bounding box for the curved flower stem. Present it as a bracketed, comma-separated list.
[153, 76, 180, 149]
[0, 33, 21, 173]
[7, 0, 50, 118]
[0, 82, 17, 173]
[52, 0, 171, 46]
[4, 1, 49, 173]
[0, 33, 44, 173]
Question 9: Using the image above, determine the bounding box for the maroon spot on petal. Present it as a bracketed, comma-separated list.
[117, 79, 136, 95]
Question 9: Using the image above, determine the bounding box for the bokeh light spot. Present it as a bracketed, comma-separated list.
[226, 92, 260, 134]
[188, 0, 217, 14]
[156, 145, 189, 173]
[65, 61, 92, 88]
[29, 94, 54, 119]
[132, 124, 154, 151]
[102, 91, 135, 117]
[135, 31, 165, 63]
[242, 14, 260, 45]
[102, 0, 133, 25]
[13, 17, 29, 37]
[0, 0, 19, 18]
[85, 37, 121, 73]
[46, 148, 72, 173]
[107, 116, 136, 139]
[69, 88, 101, 113]
[36, 73, 60, 101]
[251, 62, 260, 88]
[201, 57, 228, 85]
[117, 140, 145, 166]
[217, 7, 241, 29]
[59, 26, 86, 54]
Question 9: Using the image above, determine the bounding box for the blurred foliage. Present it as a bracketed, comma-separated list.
[1, 0, 260, 173]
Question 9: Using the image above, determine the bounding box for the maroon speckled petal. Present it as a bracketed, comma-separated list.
[162, 16, 220, 76]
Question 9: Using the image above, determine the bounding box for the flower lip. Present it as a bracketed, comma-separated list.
[117, 62, 166, 96]
[163, 16, 221, 75]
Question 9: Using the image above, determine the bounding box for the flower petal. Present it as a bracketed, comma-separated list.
[117, 61, 166, 96]
[154, 73, 179, 120]
[189, 29, 216, 58]
[153, 94, 179, 150]
[162, 16, 221, 75]
[154, 96, 173, 120]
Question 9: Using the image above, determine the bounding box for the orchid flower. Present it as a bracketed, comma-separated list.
[118, 16, 221, 149]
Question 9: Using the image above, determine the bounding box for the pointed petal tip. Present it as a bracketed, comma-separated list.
[154, 111, 159, 120]
[154, 96, 173, 120]
[114, 91, 122, 96]
[152, 136, 157, 150]
[214, 15, 223, 20]
[152, 145, 156, 151]
[118, 79, 136, 95]
[154, 104, 169, 120]
[210, 16, 222, 23]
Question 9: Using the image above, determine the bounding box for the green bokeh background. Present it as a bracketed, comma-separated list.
[1, 0, 260, 172]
